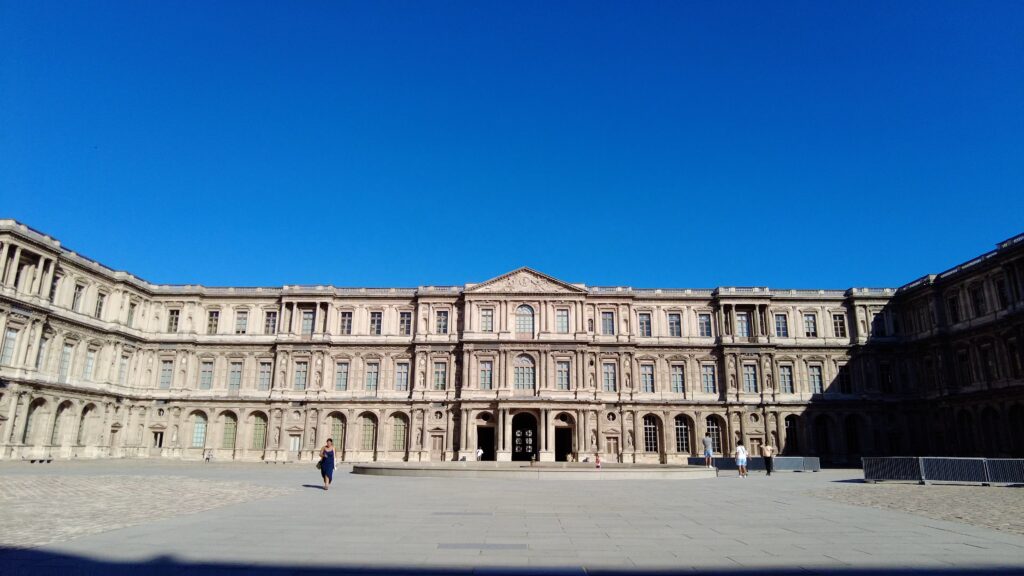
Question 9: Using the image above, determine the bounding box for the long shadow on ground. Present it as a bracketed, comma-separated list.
[1, 548, 1021, 576]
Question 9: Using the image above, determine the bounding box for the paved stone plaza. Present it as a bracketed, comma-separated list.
[1, 461, 1023, 575]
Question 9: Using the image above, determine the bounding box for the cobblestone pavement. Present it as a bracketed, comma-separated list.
[0, 473, 294, 548]
[2, 462, 1023, 574]
[812, 482, 1024, 536]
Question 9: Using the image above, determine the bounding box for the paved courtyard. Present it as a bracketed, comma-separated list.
[1, 460, 1023, 575]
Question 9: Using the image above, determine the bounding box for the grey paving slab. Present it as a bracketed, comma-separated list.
[1, 459, 1024, 575]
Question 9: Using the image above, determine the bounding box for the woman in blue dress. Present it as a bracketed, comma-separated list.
[319, 438, 335, 491]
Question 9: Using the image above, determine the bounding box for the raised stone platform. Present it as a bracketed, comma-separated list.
[351, 461, 719, 480]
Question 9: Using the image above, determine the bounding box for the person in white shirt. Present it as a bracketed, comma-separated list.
[734, 442, 749, 478]
[475, 447, 484, 461]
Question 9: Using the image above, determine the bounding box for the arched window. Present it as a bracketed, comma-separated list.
[705, 416, 722, 454]
[643, 415, 660, 453]
[360, 414, 377, 451]
[329, 414, 346, 450]
[784, 415, 799, 455]
[674, 415, 691, 453]
[515, 305, 534, 334]
[251, 413, 268, 450]
[77, 405, 95, 446]
[390, 414, 408, 452]
[513, 355, 535, 390]
[191, 413, 208, 448]
[50, 402, 71, 446]
[22, 399, 44, 444]
[221, 413, 238, 449]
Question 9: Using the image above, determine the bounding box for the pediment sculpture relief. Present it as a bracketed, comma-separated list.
[474, 271, 577, 294]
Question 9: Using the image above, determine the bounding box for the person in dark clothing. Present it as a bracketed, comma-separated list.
[319, 438, 335, 491]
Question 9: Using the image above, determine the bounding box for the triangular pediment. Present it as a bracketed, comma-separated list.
[466, 268, 587, 294]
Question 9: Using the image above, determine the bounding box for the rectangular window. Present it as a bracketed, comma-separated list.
[832, 314, 847, 338]
[736, 312, 750, 337]
[36, 338, 49, 369]
[947, 296, 961, 324]
[127, 302, 137, 327]
[159, 360, 173, 389]
[300, 310, 314, 335]
[49, 276, 60, 302]
[774, 314, 789, 337]
[232, 310, 247, 335]
[94, 292, 106, 319]
[809, 365, 824, 394]
[701, 365, 717, 394]
[480, 309, 493, 332]
[0, 328, 17, 365]
[670, 365, 685, 393]
[995, 277, 1010, 309]
[602, 363, 617, 392]
[340, 311, 353, 335]
[258, 361, 272, 390]
[698, 313, 713, 337]
[369, 311, 383, 335]
[480, 360, 493, 390]
[742, 364, 758, 393]
[956, 350, 971, 386]
[601, 311, 615, 335]
[838, 364, 851, 394]
[872, 313, 886, 337]
[228, 362, 242, 391]
[638, 313, 652, 337]
[668, 313, 682, 337]
[400, 311, 413, 335]
[118, 355, 129, 384]
[433, 362, 447, 390]
[199, 361, 214, 390]
[83, 349, 96, 380]
[334, 362, 349, 391]
[207, 311, 220, 335]
[970, 285, 987, 316]
[294, 361, 308, 390]
[72, 284, 85, 312]
[365, 363, 379, 391]
[556, 361, 570, 390]
[59, 343, 73, 382]
[640, 364, 655, 393]
[264, 311, 278, 334]
[167, 309, 180, 333]
[803, 313, 817, 337]
[779, 365, 794, 393]
[395, 362, 410, 391]
[436, 311, 449, 334]
[556, 309, 569, 334]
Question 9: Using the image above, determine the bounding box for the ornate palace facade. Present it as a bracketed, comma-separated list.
[1, 219, 1022, 464]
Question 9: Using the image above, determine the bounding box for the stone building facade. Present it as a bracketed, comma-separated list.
[0, 219, 1021, 464]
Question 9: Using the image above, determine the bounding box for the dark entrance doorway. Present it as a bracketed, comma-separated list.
[555, 428, 573, 461]
[476, 427, 495, 461]
[511, 413, 538, 461]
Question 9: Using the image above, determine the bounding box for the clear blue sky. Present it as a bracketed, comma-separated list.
[2, 2, 1022, 289]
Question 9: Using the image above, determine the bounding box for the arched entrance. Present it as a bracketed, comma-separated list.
[553, 412, 575, 462]
[511, 412, 538, 461]
[475, 412, 496, 461]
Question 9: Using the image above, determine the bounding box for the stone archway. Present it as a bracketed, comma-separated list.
[511, 412, 538, 461]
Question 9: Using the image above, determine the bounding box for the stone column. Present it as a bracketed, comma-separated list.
[0, 243, 9, 285]
[5, 246, 22, 287]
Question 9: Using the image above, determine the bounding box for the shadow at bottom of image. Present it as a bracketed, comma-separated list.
[1, 548, 1021, 576]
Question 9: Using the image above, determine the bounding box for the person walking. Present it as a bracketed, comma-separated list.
[734, 442, 748, 478]
[761, 442, 776, 476]
[319, 438, 336, 491]
[702, 433, 715, 468]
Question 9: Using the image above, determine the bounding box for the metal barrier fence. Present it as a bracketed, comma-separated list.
[862, 457, 1024, 485]
[687, 456, 820, 472]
